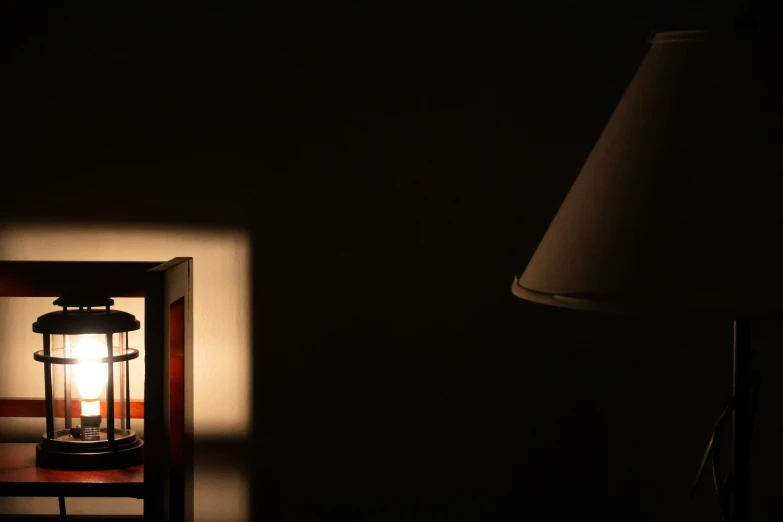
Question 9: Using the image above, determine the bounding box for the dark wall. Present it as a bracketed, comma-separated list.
[5, 4, 783, 521]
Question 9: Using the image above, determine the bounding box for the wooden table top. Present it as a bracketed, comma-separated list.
[0, 443, 143, 498]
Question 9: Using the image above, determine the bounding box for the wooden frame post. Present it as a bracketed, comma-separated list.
[144, 258, 194, 522]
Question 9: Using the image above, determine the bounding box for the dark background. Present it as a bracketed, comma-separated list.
[4, 3, 783, 521]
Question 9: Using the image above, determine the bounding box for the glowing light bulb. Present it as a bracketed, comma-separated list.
[73, 335, 107, 418]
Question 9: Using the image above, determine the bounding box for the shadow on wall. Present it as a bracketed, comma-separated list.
[0, 221, 251, 522]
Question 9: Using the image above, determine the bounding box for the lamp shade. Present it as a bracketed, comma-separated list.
[513, 28, 783, 317]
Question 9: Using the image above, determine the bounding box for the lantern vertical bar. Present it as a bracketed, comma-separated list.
[63, 335, 72, 430]
[119, 331, 127, 433]
[106, 332, 115, 444]
[43, 335, 54, 440]
[126, 331, 131, 430]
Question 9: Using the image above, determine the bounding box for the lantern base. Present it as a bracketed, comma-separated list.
[36, 428, 144, 470]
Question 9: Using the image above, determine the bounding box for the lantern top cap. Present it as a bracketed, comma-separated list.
[53, 293, 114, 309]
[33, 294, 139, 335]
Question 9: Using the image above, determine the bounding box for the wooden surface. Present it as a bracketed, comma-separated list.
[0, 515, 144, 522]
[0, 262, 161, 298]
[0, 399, 144, 419]
[0, 443, 143, 498]
[169, 298, 185, 482]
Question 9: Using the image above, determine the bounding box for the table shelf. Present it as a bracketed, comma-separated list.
[0, 443, 143, 498]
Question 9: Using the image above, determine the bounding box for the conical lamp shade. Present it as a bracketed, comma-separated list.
[513, 28, 783, 317]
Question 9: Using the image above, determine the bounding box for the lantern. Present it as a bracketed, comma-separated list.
[32, 293, 143, 470]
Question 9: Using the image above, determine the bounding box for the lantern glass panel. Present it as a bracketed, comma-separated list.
[111, 331, 130, 435]
[50, 334, 67, 433]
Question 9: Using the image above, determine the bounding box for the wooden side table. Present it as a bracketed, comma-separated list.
[0, 260, 193, 521]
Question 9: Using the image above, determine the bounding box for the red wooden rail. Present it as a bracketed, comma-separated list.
[0, 398, 144, 419]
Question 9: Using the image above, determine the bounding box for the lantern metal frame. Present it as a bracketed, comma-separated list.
[32, 294, 144, 471]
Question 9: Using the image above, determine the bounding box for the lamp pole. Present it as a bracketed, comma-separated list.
[732, 319, 751, 522]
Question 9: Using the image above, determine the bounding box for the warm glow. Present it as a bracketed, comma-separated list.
[81, 399, 100, 416]
[72, 335, 108, 401]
